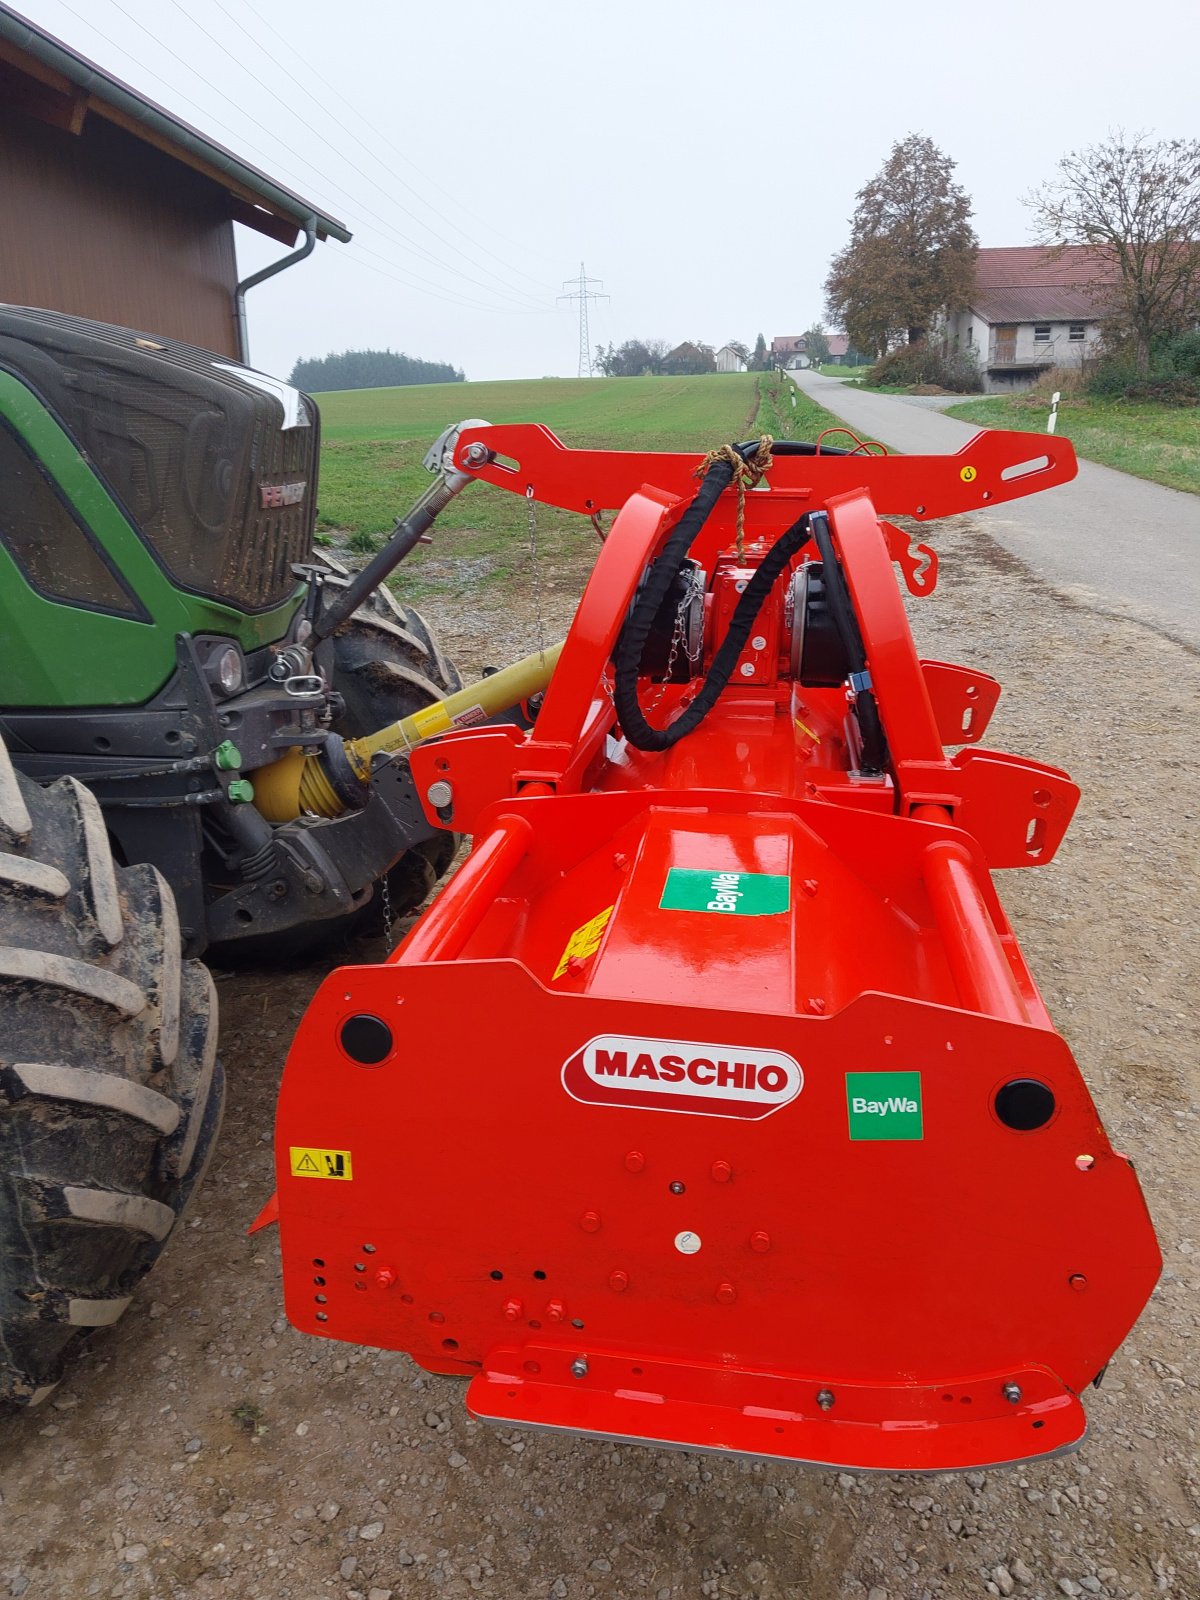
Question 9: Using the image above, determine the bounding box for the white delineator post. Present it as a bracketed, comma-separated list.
[1047, 390, 1061, 434]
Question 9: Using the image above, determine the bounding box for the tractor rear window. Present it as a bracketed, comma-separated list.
[0, 423, 139, 615]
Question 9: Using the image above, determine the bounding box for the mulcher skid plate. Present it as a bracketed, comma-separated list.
[273, 426, 1160, 1473]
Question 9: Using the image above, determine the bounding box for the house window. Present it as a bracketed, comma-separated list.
[1069, 323, 1086, 341]
[1034, 325, 1052, 342]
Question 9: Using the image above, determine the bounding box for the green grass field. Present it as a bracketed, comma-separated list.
[312, 372, 840, 589]
[944, 393, 1199, 497]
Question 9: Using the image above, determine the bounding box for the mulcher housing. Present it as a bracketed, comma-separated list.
[273, 423, 1161, 1472]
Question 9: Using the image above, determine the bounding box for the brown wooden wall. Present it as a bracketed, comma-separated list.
[0, 103, 240, 356]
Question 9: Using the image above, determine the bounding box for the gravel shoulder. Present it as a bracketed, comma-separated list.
[1, 516, 1197, 1600]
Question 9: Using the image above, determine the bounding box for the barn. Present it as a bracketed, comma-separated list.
[0, 1, 348, 361]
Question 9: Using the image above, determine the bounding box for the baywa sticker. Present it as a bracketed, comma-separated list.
[562, 1033, 802, 1120]
[660, 868, 790, 916]
[845, 1072, 923, 1141]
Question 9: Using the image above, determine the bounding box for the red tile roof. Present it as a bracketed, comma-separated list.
[971, 246, 1116, 324]
[826, 333, 849, 357]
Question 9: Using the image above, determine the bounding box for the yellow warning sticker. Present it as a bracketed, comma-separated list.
[410, 703, 452, 739]
[553, 905, 615, 980]
[289, 1146, 353, 1181]
[959, 464, 977, 483]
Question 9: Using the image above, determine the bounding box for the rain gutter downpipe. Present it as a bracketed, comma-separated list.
[235, 215, 317, 366]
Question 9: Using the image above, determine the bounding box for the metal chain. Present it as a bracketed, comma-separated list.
[644, 567, 701, 712]
[380, 867, 393, 949]
[526, 484, 548, 663]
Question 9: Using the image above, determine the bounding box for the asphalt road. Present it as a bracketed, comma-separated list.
[792, 371, 1200, 650]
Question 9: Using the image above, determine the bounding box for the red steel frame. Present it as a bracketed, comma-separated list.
[271, 426, 1160, 1473]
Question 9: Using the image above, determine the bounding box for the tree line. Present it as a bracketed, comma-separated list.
[824, 131, 1200, 378]
[593, 333, 779, 377]
[288, 349, 466, 391]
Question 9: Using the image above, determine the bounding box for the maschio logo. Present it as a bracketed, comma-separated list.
[562, 1034, 802, 1120]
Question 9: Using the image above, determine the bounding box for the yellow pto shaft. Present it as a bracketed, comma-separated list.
[254, 642, 563, 825]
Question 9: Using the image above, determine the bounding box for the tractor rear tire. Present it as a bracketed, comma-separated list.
[327, 595, 461, 927]
[0, 738, 223, 1405]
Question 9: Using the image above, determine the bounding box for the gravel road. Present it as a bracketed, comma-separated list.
[2, 507, 1197, 1600]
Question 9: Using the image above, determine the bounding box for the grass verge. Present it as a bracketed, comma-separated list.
[944, 393, 1199, 497]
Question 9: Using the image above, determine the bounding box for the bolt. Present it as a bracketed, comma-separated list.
[750, 1230, 771, 1253]
[374, 1267, 398, 1290]
[608, 1270, 629, 1293]
[612, 851, 628, 869]
[566, 955, 588, 976]
[806, 997, 827, 1015]
[1003, 1382, 1022, 1404]
[579, 1211, 601, 1233]
[502, 1298, 523, 1322]
[570, 1357, 589, 1379]
[715, 1282, 737, 1305]
[623, 1150, 645, 1173]
[463, 441, 490, 467]
[710, 1160, 732, 1184]
[816, 1389, 835, 1412]
[802, 878, 819, 897]
[1069, 1274, 1088, 1293]
[669, 1181, 686, 1195]
[426, 779, 453, 809]
[546, 1299, 567, 1322]
[265, 878, 288, 901]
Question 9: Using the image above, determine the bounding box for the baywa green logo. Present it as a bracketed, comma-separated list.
[846, 1071, 923, 1141]
[659, 868, 790, 916]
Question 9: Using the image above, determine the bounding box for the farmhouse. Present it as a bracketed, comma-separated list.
[715, 343, 746, 373]
[770, 334, 810, 369]
[0, 1, 348, 359]
[944, 246, 1114, 393]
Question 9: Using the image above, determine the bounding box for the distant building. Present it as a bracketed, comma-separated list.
[715, 344, 746, 373]
[770, 335, 810, 369]
[944, 246, 1113, 393]
[0, 1, 349, 359]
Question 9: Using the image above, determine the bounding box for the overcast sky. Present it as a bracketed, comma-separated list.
[19, 0, 1200, 382]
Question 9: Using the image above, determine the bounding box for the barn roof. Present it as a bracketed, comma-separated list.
[970, 246, 1114, 324]
[0, 1, 351, 247]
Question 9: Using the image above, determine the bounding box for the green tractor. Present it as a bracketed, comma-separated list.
[0, 306, 472, 1402]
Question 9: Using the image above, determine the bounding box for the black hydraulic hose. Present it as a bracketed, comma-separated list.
[611, 438, 853, 754]
[615, 514, 813, 752]
[808, 511, 888, 776]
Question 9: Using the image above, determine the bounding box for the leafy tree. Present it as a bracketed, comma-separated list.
[825, 134, 978, 355]
[724, 340, 752, 365]
[750, 332, 768, 371]
[288, 348, 465, 390]
[594, 339, 670, 377]
[662, 341, 717, 376]
[802, 324, 831, 366]
[1025, 132, 1200, 373]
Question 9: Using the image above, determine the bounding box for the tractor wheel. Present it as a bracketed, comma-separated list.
[0, 738, 223, 1406]
[327, 596, 461, 924]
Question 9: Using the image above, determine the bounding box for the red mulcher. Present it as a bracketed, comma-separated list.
[269, 421, 1160, 1472]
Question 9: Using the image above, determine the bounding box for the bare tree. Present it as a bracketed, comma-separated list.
[1026, 132, 1200, 373]
[825, 135, 977, 356]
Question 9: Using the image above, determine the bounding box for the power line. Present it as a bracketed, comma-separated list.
[558, 264, 609, 378]
[48, 0, 548, 321]
[233, 0, 557, 293]
[91, 0, 549, 313]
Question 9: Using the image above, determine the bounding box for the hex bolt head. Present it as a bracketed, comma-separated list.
[623, 1150, 645, 1173]
[710, 1160, 732, 1184]
[715, 1281, 737, 1305]
[546, 1299, 567, 1322]
[816, 1389, 835, 1411]
[750, 1230, 771, 1253]
[580, 1210, 602, 1233]
[374, 1267, 398, 1290]
[1003, 1382, 1023, 1404]
[502, 1298, 524, 1322]
[570, 1357, 589, 1379]
[608, 1270, 629, 1293]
